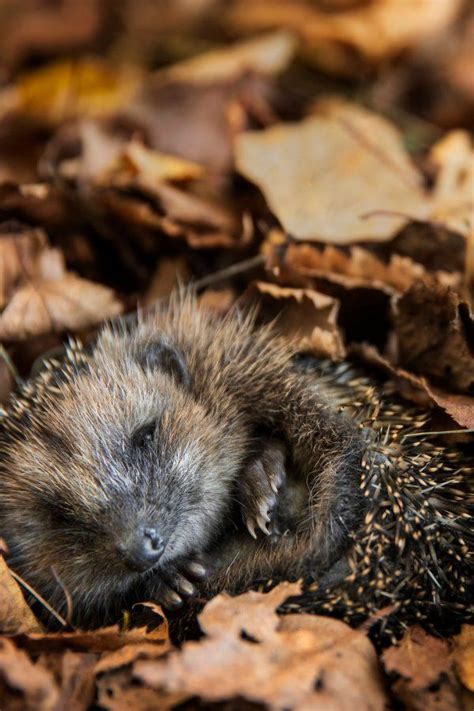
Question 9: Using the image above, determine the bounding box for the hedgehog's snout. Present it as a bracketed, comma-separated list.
[116, 524, 166, 572]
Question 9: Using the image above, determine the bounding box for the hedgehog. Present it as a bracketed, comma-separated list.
[0, 292, 471, 640]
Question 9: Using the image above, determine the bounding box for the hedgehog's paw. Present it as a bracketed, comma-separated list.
[239, 439, 287, 539]
[152, 556, 207, 609]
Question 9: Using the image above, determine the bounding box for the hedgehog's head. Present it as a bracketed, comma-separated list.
[0, 329, 245, 625]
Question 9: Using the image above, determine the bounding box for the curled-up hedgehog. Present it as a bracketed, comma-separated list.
[0, 292, 472, 638]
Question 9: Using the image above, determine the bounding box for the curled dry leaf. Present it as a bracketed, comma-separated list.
[353, 342, 474, 429]
[236, 99, 430, 244]
[249, 281, 346, 360]
[267, 239, 461, 296]
[394, 282, 474, 394]
[0, 555, 42, 634]
[0, 637, 59, 711]
[452, 626, 474, 692]
[155, 30, 297, 85]
[134, 583, 387, 711]
[0, 271, 122, 341]
[0, 58, 142, 126]
[225, 0, 462, 72]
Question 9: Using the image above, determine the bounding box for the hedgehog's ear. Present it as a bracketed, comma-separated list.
[139, 338, 191, 387]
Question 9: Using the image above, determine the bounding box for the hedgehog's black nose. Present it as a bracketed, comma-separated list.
[117, 526, 165, 572]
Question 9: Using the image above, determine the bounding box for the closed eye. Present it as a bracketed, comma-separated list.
[132, 422, 156, 450]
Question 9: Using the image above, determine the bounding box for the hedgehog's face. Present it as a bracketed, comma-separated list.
[0, 334, 246, 624]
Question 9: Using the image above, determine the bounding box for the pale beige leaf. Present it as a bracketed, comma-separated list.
[236, 99, 430, 244]
[156, 30, 296, 85]
[0, 273, 122, 340]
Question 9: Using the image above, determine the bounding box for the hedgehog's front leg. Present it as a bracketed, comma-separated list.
[238, 439, 287, 539]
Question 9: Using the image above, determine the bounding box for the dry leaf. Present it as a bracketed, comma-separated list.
[0, 271, 122, 341]
[249, 281, 346, 359]
[155, 30, 296, 85]
[353, 342, 474, 429]
[226, 0, 462, 71]
[383, 626, 464, 711]
[0, 555, 42, 634]
[236, 99, 430, 244]
[452, 626, 474, 692]
[430, 130, 474, 240]
[135, 584, 387, 711]
[0, 637, 59, 711]
[1, 58, 141, 125]
[394, 282, 474, 394]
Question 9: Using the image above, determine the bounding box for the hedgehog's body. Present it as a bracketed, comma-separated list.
[0, 294, 471, 637]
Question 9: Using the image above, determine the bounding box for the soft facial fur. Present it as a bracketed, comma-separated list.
[0, 293, 366, 625]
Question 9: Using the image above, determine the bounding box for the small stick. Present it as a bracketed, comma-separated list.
[10, 569, 68, 628]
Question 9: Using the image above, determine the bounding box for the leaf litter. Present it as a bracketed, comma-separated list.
[0, 2, 473, 709]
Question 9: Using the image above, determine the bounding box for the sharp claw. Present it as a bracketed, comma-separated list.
[257, 515, 270, 535]
[270, 480, 279, 494]
[246, 517, 257, 539]
[258, 502, 272, 521]
[185, 561, 207, 579]
[176, 577, 195, 597]
[163, 590, 183, 609]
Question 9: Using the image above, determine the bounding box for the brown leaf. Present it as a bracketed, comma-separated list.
[394, 282, 474, 394]
[0, 555, 42, 634]
[0, 266, 122, 341]
[236, 99, 430, 244]
[54, 650, 97, 711]
[452, 626, 474, 692]
[353, 342, 474, 429]
[270, 239, 461, 295]
[383, 626, 451, 691]
[15, 613, 168, 656]
[382, 626, 464, 711]
[134, 583, 387, 710]
[249, 281, 346, 359]
[198, 580, 302, 641]
[225, 0, 462, 72]
[0, 638, 59, 711]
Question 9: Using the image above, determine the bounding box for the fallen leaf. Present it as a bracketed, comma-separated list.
[0, 271, 122, 341]
[430, 130, 474, 240]
[452, 626, 474, 692]
[382, 626, 464, 711]
[248, 281, 346, 359]
[135, 595, 387, 710]
[1, 58, 142, 125]
[354, 342, 474, 429]
[394, 282, 474, 394]
[198, 580, 302, 641]
[0, 638, 59, 711]
[155, 30, 296, 85]
[268, 239, 460, 295]
[0, 555, 42, 634]
[225, 0, 462, 71]
[53, 650, 97, 711]
[236, 99, 430, 244]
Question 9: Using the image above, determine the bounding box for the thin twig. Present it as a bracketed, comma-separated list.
[10, 569, 68, 628]
[0, 345, 23, 386]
